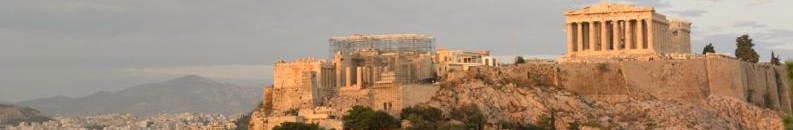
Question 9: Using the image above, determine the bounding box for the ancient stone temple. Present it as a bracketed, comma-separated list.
[562, 2, 691, 61]
[251, 34, 443, 130]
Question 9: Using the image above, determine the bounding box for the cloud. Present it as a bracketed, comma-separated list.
[613, 0, 672, 8]
[117, 65, 273, 79]
[670, 10, 707, 17]
[731, 21, 768, 28]
[748, 0, 774, 6]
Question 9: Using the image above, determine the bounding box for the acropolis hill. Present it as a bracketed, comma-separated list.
[249, 2, 791, 130]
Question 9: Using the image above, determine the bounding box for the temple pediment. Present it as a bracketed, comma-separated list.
[566, 2, 653, 15]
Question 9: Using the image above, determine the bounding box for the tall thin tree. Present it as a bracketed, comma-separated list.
[735, 34, 759, 63]
[702, 43, 715, 54]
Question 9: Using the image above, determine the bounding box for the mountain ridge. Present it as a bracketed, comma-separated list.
[17, 75, 262, 117]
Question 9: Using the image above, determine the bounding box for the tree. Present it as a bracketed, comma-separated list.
[400, 105, 444, 130]
[702, 43, 715, 54]
[771, 51, 781, 65]
[400, 105, 443, 122]
[450, 104, 487, 130]
[272, 122, 325, 130]
[233, 114, 250, 130]
[342, 105, 400, 130]
[368, 111, 401, 129]
[514, 56, 526, 65]
[735, 34, 759, 63]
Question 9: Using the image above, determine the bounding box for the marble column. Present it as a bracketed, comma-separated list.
[601, 21, 610, 51]
[588, 21, 596, 51]
[649, 21, 655, 50]
[567, 23, 574, 53]
[577, 22, 584, 52]
[636, 19, 646, 49]
[626, 19, 634, 50]
[356, 67, 362, 88]
[345, 67, 351, 87]
[612, 20, 620, 50]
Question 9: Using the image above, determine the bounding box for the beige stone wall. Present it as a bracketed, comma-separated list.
[669, 20, 692, 54]
[271, 58, 335, 114]
[558, 62, 631, 102]
[621, 59, 709, 103]
[706, 55, 746, 99]
[370, 84, 403, 115]
[553, 56, 792, 113]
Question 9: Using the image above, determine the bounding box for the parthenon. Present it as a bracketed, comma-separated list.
[562, 2, 691, 60]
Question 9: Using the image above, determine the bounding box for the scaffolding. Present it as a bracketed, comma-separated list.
[329, 34, 435, 55]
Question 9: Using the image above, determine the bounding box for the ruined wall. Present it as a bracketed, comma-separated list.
[370, 84, 403, 115]
[706, 56, 746, 99]
[620, 59, 709, 103]
[550, 56, 791, 112]
[740, 62, 790, 111]
[402, 84, 441, 107]
[558, 62, 631, 102]
[271, 59, 335, 114]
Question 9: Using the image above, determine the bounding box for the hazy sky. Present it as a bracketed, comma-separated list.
[2, 0, 793, 102]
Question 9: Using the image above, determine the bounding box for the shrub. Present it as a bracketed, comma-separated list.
[400, 105, 443, 122]
[536, 114, 554, 130]
[285, 108, 299, 116]
[783, 115, 793, 130]
[450, 104, 487, 130]
[342, 106, 400, 130]
[272, 122, 325, 130]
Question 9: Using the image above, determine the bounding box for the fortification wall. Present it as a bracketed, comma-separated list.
[549, 56, 791, 112]
[706, 56, 746, 99]
[621, 59, 710, 103]
[370, 84, 403, 115]
[558, 62, 631, 102]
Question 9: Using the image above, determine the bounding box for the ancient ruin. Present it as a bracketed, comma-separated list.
[250, 2, 792, 130]
[561, 2, 691, 61]
[250, 34, 486, 130]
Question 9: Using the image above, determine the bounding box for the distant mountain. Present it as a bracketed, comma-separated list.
[17, 75, 262, 117]
[0, 104, 50, 125]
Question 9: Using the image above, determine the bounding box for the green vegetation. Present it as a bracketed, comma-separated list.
[735, 34, 759, 63]
[450, 104, 487, 130]
[342, 106, 400, 130]
[567, 121, 581, 130]
[401, 105, 443, 130]
[272, 122, 326, 130]
[400, 105, 489, 130]
[785, 61, 793, 98]
[83, 124, 107, 130]
[772, 51, 781, 65]
[515, 56, 527, 65]
[285, 108, 299, 116]
[746, 88, 755, 102]
[783, 115, 793, 130]
[702, 43, 715, 54]
[234, 114, 250, 130]
[535, 114, 555, 130]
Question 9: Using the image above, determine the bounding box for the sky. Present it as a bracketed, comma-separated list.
[2, 0, 793, 102]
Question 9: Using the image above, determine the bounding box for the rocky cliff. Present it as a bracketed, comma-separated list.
[425, 65, 783, 130]
[0, 104, 50, 126]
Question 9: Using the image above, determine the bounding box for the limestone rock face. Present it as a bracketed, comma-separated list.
[426, 67, 782, 130]
[0, 104, 50, 126]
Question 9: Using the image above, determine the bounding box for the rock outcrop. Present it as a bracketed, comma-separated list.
[0, 104, 50, 126]
[426, 66, 783, 130]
